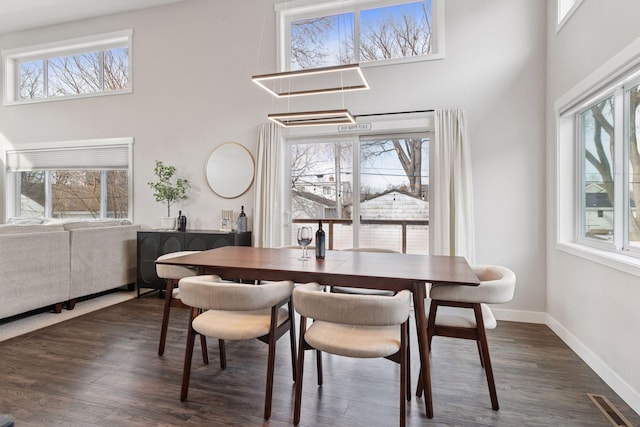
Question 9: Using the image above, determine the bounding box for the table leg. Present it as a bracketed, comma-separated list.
[412, 282, 433, 418]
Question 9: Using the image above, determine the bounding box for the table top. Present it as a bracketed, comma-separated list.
[156, 246, 479, 291]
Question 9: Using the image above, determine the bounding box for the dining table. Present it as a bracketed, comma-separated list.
[156, 246, 480, 419]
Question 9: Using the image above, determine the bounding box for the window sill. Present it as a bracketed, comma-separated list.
[556, 241, 640, 278]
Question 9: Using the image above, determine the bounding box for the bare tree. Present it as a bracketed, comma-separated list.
[290, 17, 336, 69]
[361, 138, 425, 196]
[589, 88, 640, 240]
[19, 48, 129, 98]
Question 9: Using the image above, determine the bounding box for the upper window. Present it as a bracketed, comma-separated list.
[2, 30, 132, 105]
[557, 0, 584, 31]
[277, 0, 443, 71]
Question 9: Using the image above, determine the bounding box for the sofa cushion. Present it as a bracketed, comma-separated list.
[0, 224, 65, 234]
[62, 220, 132, 230]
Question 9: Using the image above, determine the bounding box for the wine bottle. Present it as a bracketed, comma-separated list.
[237, 206, 247, 232]
[177, 210, 187, 232]
[315, 220, 326, 259]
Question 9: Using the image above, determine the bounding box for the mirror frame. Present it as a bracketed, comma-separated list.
[205, 142, 255, 199]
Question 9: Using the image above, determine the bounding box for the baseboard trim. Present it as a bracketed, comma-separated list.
[492, 307, 546, 324]
[546, 314, 640, 417]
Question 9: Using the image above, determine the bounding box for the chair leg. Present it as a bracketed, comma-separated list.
[263, 306, 279, 420]
[476, 340, 485, 367]
[219, 339, 226, 369]
[316, 350, 323, 386]
[288, 300, 297, 382]
[180, 307, 198, 402]
[293, 316, 308, 425]
[406, 320, 411, 402]
[416, 300, 438, 398]
[199, 335, 209, 364]
[400, 321, 407, 427]
[473, 304, 499, 410]
[158, 279, 175, 356]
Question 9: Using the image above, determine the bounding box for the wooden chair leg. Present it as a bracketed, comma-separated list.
[288, 300, 297, 382]
[416, 300, 438, 398]
[406, 321, 411, 402]
[400, 321, 407, 427]
[219, 339, 226, 369]
[316, 350, 323, 386]
[180, 307, 198, 402]
[293, 316, 308, 425]
[158, 279, 175, 356]
[263, 306, 279, 420]
[476, 340, 485, 367]
[474, 304, 499, 410]
[200, 335, 209, 364]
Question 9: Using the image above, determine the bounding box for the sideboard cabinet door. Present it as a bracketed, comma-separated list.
[136, 230, 251, 295]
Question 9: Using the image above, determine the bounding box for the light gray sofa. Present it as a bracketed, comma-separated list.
[0, 221, 139, 320]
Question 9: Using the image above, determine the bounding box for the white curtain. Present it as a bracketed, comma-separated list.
[431, 108, 476, 263]
[253, 122, 282, 248]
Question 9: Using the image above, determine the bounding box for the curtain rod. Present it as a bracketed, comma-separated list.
[354, 109, 434, 118]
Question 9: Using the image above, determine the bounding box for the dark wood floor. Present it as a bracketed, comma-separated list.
[0, 294, 638, 427]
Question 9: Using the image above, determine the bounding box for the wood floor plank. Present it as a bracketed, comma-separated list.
[0, 295, 638, 426]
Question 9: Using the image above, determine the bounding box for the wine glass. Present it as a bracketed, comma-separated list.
[297, 227, 313, 260]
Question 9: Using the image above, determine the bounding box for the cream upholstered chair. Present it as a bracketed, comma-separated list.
[178, 276, 296, 420]
[156, 251, 203, 357]
[416, 264, 516, 410]
[332, 248, 398, 296]
[293, 283, 411, 427]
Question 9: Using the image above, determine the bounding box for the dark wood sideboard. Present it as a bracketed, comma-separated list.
[136, 230, 251, 296]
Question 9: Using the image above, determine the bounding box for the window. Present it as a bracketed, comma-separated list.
[574, 82, 640, 253]
[287, 132, 429, 254]
[2, 30, 132, 105]
[557, 0, 584, 31]
[5, 139, 132, 220]
[277, 0, 443, 71]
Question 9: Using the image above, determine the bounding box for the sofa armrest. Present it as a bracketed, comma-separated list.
[68, 224, 140, 299]
[0, 231, 70, 320]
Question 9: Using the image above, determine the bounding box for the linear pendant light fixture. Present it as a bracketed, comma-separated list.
[252, 63, 369, 98]
[268, 109, 355, 127]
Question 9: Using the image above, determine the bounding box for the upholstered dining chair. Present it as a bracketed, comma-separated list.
[292, 282, 411, 427]
[416, 264, 516, 410]
[178, 276, 296, 420]
[332, 248, 398, 296]
[156, 251, 204, 357]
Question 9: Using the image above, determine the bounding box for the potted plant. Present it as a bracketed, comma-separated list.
[148, 160, 190, 230]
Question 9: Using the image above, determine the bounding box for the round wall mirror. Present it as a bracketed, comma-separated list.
[205, 142, 255, 198]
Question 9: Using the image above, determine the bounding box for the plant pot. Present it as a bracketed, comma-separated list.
[160, 217, 176, 231]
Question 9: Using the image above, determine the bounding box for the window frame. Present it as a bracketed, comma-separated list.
[275, 0, 444, 72]
[2, 30, 133, 106]
[557, 0, 584, 32]
[3, 138, 133, 221]
[555, 36, 640, 276]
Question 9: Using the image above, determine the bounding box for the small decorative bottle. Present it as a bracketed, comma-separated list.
[237, 206, 247, 233]
[315, 220, 326, 259]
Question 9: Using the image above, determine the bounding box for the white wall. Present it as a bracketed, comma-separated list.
[546, 0, 640, 413]
[0, 0, 547, 314]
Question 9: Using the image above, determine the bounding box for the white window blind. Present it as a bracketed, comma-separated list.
[6, 143, 130, 172]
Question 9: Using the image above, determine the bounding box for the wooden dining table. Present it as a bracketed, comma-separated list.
[156, 246, 480, 419]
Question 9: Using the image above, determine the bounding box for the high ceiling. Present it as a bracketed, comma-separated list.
[0, 0, 184, 35]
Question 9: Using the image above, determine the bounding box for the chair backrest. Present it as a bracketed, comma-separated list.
[430, 264, 516, 305]
[293, 283, 411, 326]
[179, 277, 294, 311]
[342, 247, 399, 253]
